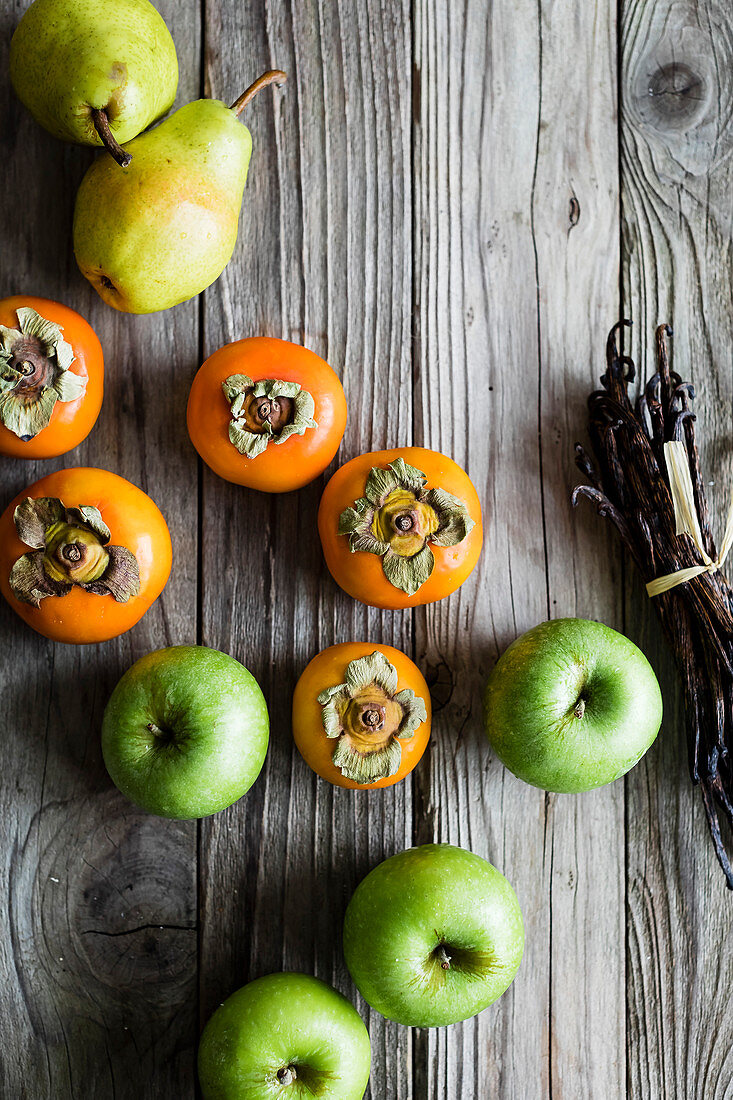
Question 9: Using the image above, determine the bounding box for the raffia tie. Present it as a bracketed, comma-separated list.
[646, 440, 733, 598]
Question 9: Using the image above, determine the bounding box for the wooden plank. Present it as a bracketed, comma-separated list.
[413, 0, 624, 1097]
[0, 2, 201, 1096]
[198, 2, 415, 1097]
[621, 1, 733, 1095]
[413, 2, 550, 1096]
[533, 1, 626, 1096]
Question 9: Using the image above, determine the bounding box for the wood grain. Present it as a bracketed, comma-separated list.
[198, 2, 415, 1098]
[621, 0, 733, 1096]
[0, 1, 201, 1096]
[1, 0, 732, 1095]
[532, 0, 626, 1095]
[413, 0, 624, 1097]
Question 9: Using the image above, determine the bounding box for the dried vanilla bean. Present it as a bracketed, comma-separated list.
[573, 322, 733, 889]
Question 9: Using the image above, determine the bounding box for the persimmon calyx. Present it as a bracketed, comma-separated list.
[9, 497, 140, 607]
[317, 650, 427, 783]
[222, 374, 317, 459]
[338, 458, 474, 595]
[0, 307, 86, 440]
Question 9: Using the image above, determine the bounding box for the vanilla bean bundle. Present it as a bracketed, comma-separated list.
[573, 322, 733, 889]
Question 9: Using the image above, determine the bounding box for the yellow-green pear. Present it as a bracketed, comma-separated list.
[73, 72, 286, 314]
[10, 0, 178, 167]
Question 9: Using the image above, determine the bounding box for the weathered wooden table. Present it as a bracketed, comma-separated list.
[2, 0, 732, 1096]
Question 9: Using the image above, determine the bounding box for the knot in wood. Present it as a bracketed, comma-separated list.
[625, 27, 731, 176]
[647, 61, 706, 132]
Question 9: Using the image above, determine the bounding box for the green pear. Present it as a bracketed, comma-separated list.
[73, 72, 286, 314]
[10, 0, 178, 166]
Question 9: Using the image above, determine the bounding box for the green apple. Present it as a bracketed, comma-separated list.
[483, 617, 663, 793]
[343, 844, 523, 1027]
[10, 0, 178, 165]
[198, 972, 371, 1099]
[101, 645, 268, 819]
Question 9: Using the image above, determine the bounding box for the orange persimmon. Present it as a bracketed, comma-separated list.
[187, 336, 347, 492]
[293, 642, 432, 789]
[318, 447, 483, 609]
[0, 467, 172, 644]
[0, 296, 103, 459]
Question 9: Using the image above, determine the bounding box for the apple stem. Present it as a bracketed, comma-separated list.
[277, 1065, 297, 1086]
[91, 109, 132, 168]
[230, 70, 288, 117]
[573, 698, 586, 719]
[437, 945, 452, 970]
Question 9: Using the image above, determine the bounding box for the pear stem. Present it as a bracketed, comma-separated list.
[91, 109, 132, 168]
[230, 70, 288, 117]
